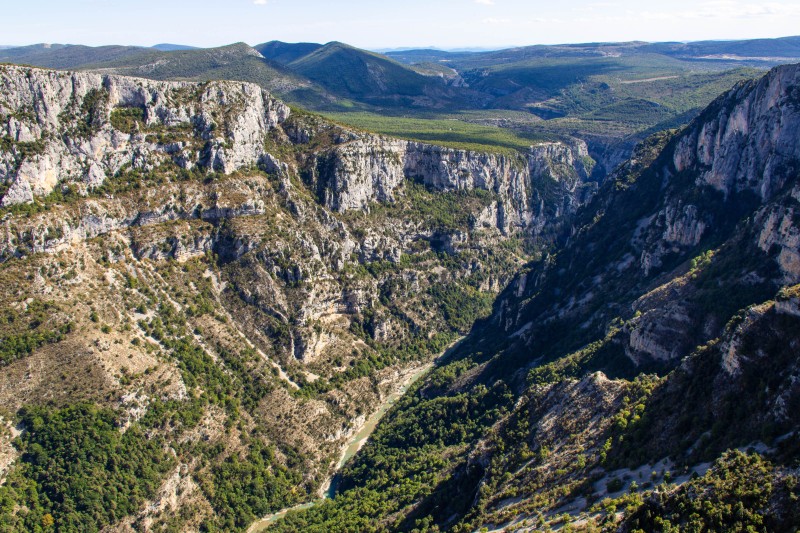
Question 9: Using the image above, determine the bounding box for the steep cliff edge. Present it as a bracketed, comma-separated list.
[0, 66, 289, 205]
[315, 137, 593, 234]
[470, 63, 800, 378]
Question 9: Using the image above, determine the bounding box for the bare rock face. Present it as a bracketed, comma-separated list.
[534, 371, 626, 446]
[316, 135, 595, 233]
[1, 176, 34, 205]
[0, 65, 289, 205]
[612, 67, 800, 363]
[317, 137, 408, 212]
[622, 65, 800, 278]
[673, 64, 800, 200]
[756, 184, 800, 282]
[622, 65, 800, 287]
[0, 65, 598, 242]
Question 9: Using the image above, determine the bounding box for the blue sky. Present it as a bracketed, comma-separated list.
[4, 0, 800, 50]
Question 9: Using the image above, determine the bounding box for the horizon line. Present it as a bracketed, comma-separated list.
[2, 34, 799, 54]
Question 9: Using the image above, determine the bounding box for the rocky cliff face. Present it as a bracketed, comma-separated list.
[0, 66, 601, 374]
[470, 64, 800, 374]
[672, 65, 800, 200]
[0, 65, 289, 205]
[456, 61, 800, 527]
[0, 65, 595, 239]
[315, 136, 594, 233]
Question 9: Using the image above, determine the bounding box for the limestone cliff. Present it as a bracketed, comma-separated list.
[0, 66, 596, 240]
[505, 60, 800, 518]
[0, 65, 289, 205]
[468, 63, 800, 372]
[672, 64, 800, 200]
[313, 136, 594, 233]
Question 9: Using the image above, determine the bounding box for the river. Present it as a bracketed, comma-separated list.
[247, 361, 434, 532]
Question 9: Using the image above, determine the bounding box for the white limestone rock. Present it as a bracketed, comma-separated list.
[0, 65, 290, 206]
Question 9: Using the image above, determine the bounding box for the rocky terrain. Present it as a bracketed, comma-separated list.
[3, 56, 800, 533]
[270, 63, 800, 532]
[0, 65, 596, 531]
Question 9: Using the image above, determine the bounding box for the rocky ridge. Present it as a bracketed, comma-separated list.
[454, 62, 800, 528]
[478, 63, 800, 375]
[0, 66, 289, 204]
[317, 137, 594, 233]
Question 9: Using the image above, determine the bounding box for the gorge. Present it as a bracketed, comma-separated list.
[0, 44, 799, 532]
[0, 64, 593, 531]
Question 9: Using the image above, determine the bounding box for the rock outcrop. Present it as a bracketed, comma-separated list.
[672, 64, 800, 200]
[314, 136, 594, 233]
[0, 65, 289, 205]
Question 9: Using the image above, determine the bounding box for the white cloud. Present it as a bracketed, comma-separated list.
[253, 0, 267, 4]
[637, 1, 800, 21]
[474, 0, 495, 5]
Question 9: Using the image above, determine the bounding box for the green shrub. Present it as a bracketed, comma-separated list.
[109, 106, 145, 134]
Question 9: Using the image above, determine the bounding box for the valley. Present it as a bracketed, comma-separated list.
[0, 32, 799, 533]
[0, 64, 591, 531]
[249, 358, 434, 532]
[267, 61, 800, 532]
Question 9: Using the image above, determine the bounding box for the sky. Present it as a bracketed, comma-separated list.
[3, 0, 800, 50]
